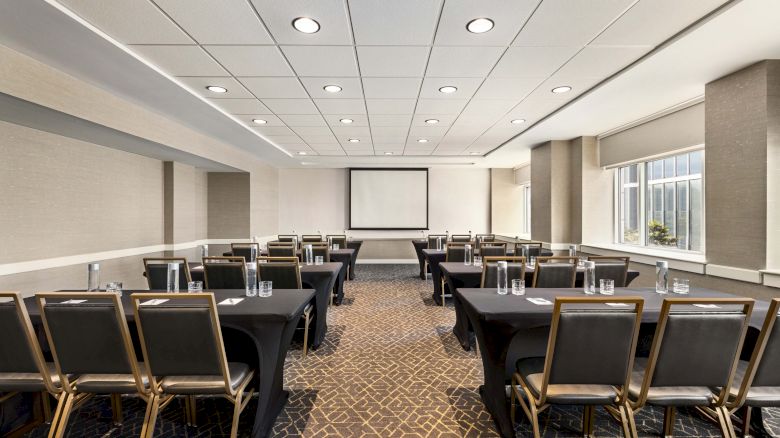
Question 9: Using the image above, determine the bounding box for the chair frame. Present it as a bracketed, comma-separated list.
[142, 257, 192, 290]
[301, 234, 323, 242]
[450, 234, 472, 243]
[531, 256, 578, 288]
[256, 258, 313, 356]
[510, 296, 644, 438]
[277, 235, 297, 242]
[36, 292, 152, 438]
[201, 256, 247, 289]
[230, 242, 260, 257]
[302, 242, 330, 263]
[629, 297, 754, 438]
[131, 292, 255, 438]
[479, 256, 525, 288]
[588, 256, 630, 287]
[475, 233, 495, 242]
[426, 234, 448, 249]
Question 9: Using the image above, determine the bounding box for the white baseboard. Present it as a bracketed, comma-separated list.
[706, 264, 762, 283]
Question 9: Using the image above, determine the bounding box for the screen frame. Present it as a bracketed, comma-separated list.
[348, 167, 429, 231]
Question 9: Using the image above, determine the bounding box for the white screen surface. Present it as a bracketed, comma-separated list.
[349, 169, 428, 229]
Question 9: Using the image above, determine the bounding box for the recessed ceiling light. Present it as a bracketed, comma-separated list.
[297, 151, 307, 155]
[292, 17, 319, 34]
[348, 138, 360, 143]
[470, 152, 481, 155]
[466, 18, 494, 34]
[252, 118, 267, 125]
[425, 119, 439, 124]
[323, 84, 342, 93]
[206, 85, 227, 93]
[339, 118, 353, 124]
[551, 85, 572, 94]
[438, 86, 458, 94]
[417, 139, 429, 143]
[384, 152, 393, 155]
[510, 119, 526, 125]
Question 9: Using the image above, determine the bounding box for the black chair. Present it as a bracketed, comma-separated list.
[202, 256, 246, 289]
[445, 243, 468, 263]
[143, 258, 191, 290]
[277, 235, 297, 243]
[627, 297, 754, 438]
[36, 292, 152, 438]
[480, 256, 525, 288]
[256, 260, 313, 356]
[0, 291, 63, 432]
[301, 234, 322, 243]
[476, 233, 495, 242]
[230, 243, 259, 263]
[426, 234, 448, 249]
[302, 243, 330, 263]
[326, 235, 347, 249]
[588, 256, 630, 287]
[131, 293, 255, 438]
[511, 297, 644, 438]
[515, 242, 544, 258]
[532, 256, 578, 288]
[479, 242, 507, 257]
[268, 243, 296, 258]
[450, 234, 472, 243]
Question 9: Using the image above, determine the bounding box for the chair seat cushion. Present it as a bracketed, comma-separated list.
[160, 362, 252, 395]
[628, 358, 715, 406]
[0, 363, 62, 392]
[74, 363, 149, 394]
[516, 357, 619, 405]
[729, 360, 780, 407]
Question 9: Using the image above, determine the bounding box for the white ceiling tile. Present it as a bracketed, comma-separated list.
[356, 46, 430, 77]
[332, 126, 372, 137]
[155, 0, 273, 44]
[593, 0, 727, 46]
[426, 46, 505, 77]
[250, 0, 352, 45]
[209, 98, 271, 114]
[373, 143, 406, 149]
[278, 114, 328, 126]
[239, 77, 308, 98]
[252, 126, 296, 136]
[491, 46, 580, 77]
[554, 46, 647, 79]
[419, 77, 483, 99]
[235, 114, 285, 126]
[349, 0, 442, 45]
[315, 149, 346, 156]
[291, 126, 333, 136]
[175, 76, 253, 98]
[368, 115, 413, 126]
[366, 99, 417, 115]
[300, 77, 364, 99]
[458, 99, 518, 121]
[59, 0, 193, 44]
[532, 76, 602, 100]
[434, 0, 539, 46]
[298, 134, 340, 144]
[372, 135, 408, 143]
[261, 98, 319, 114]
[407, 137, 442, 146]
[205, 46, 293, 76]
[371, 126, 409, 137]
[513, 0, 635, 46]
[282, 46, 359, 77]
[314, 99, 366, 114]
[129, 45, 227, 76]
[324, 114, 370, 126]
[472, 76, 541, 100]
[415, 99, 468, 114]
[263, 135, 304, 144]
[362, 78, 422, 98]
[412, 114, 456, 126]
[409, 126, 449, 137]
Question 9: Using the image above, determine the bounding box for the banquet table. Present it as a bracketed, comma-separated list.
[440, 262, 640, 350]
[455, 286, 771, 438]
[191, 262, 341, 347]
[265, 240, 362, 281]
[23, 288, 313, 438]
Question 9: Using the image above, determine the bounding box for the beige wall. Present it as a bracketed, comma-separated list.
[531, 143, 552, 242]
[491, 168, 524, 237]
[531, 140, 572, 244]
[208, 173, 251, 239]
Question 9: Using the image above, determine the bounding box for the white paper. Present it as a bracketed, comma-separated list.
[218, 298, 244, 306]
[606, 302, 630, 307]
[526, 297, 552, 305]
[140, 299, 169, 306]
[60, 299, 87, 304]
[693, 303, 720, 309]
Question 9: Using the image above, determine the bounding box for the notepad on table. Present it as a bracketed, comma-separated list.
[693, 303, 720, 309]
[218, 298, 244, 306]
[526, 297, 552, 306]
[140, 299, 169, 306]
[60, 299, 87, 304]
[606, 302, 629, 307]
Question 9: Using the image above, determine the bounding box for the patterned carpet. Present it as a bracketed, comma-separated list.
[23, 264, 780, 437]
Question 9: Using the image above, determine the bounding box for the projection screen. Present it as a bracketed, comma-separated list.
[349, 168, 428, 230]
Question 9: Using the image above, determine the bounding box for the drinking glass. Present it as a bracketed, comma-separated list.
[578, 256, 586, 268]
[599, 279, 615, 295]
[568, 244, 577, 258]
[106, 281, 123, 297]
[497, 261, 508, 295]
[315, 256, 324, 265]
[473, 256, 483, 267]
[436, 236, 443, 251]
[511, 279, 525, 296]
[673, 278, 690, 294]
[167, 263, 180, 293]
[188, 281, 203, 293]
[259, 281, 273, 297]
[87, 263, 100, 292]
[333, 243, 340, 250]
[583, 261, 596, 295]
[201, 244, 209, 258]
[528, 256, 536, 268]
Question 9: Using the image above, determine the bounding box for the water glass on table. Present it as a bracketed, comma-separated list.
[258, 281, 273, 297]
[106, 282, 123, 297]
[599, 279, 615, 295]
[528, 256, 536, 268]
[511, 279, 525, 296]
[187, 281, 203, 293]
[672, 278, 690, 294]
[315, 256, 324, 265]
[473, 256, 482, 267]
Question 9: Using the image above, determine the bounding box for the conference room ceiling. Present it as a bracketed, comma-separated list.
[46, 0, 729, 163]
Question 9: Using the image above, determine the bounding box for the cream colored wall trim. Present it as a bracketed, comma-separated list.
[356, 259, 418, 264]
[706, 264, 763, 284]
[0, 236, 276, 277]
[580, 244, 706, 274]
[760, 270, 780, 288]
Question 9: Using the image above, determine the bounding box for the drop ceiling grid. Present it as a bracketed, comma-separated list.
[55, 0, 731, 159]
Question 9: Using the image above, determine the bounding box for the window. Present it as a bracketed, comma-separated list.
[616, 150, 704, 252]
[522, 185, 531, 235]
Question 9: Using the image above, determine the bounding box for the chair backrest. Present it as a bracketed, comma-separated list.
[729, 299, 780, 407]
[451, 234, 472, 243]
[132, 293, 232, 395]
[634, 298, 753, 407]
[588, 256, 630, 287]
[480, 257, 525, 288]
[257, 260, 302, 289]
[301, 234, 322, 242]
[230, 243, 260, 262]
[268, 244, 296, 258]
[427, 234, 448, 249]
[327, 235, 347, 248]
[202, 256, 246, 289]
[514, 242, 544, 257]
[480, 243, 507, 257]
[532, 256, 578, 288]
[445, 243, 467, 262]
[258, 256, 298, 264]
[277, 235, 297, 243]
[37, 292, 145, 393]
[0, 292, 58, 393]
[304, 243, 330, 262]
[143, 257, 191, 290]
[476, 234, 495, 242]
[536, 297, 643, 404]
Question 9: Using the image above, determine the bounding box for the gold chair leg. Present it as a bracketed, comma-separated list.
[663, 406, 676, 438]
[230, 392, 243, 438]
[302, 311, 310, 358]
[739, 406, 751, 438]
[529, 399, 542, 438]
[716, 406, 737, 438]
[184, 395, 192, 426]
[510, 378, 517, 425]
[46, 393, 68, 438]
[618, 404, 638, 438]
[189, 395, 197, 427]
[141, 394, 160, 438]
[110, 393, 123, 425]
[50, 392, 75, 438]
[41, 391, 53, 423]
[583, 405, 595, 437]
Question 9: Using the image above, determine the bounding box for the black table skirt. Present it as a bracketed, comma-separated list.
[346, 240, 362, 280]
[456, 287, 771, 438]
[23, 289, 313, 438]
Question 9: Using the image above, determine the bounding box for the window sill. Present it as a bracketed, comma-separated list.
[580, 243, 707, 273]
